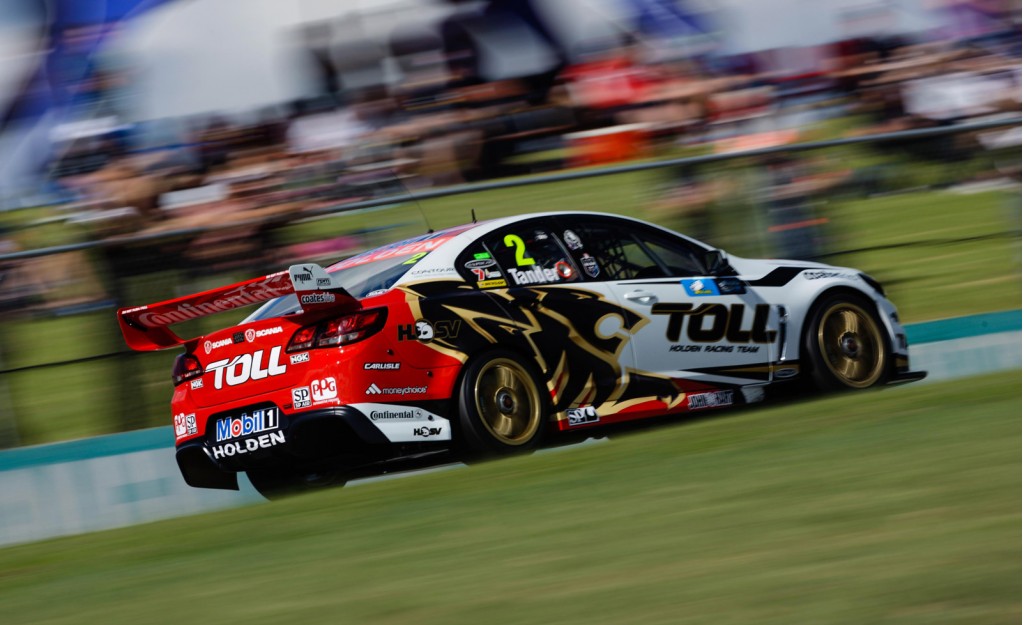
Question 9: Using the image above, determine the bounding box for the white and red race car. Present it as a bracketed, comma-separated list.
[118, 212, 925, 497]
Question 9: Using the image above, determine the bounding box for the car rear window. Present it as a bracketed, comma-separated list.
[244, 251, 425, 321]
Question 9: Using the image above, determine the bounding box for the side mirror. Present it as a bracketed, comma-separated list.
[704, 250, 729, 276]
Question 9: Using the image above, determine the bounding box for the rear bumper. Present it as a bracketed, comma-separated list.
[175, 405, 439, 490]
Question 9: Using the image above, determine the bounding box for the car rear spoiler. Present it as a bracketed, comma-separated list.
[117, 264, 358, 351]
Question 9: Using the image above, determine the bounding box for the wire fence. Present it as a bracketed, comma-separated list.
[0, 118, 1020, 448]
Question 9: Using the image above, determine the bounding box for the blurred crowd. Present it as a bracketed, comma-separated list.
[0, 0, 1021, 315]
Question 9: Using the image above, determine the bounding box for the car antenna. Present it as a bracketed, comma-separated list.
[386, 167, 432, 233]
[471, 208, 477, 224]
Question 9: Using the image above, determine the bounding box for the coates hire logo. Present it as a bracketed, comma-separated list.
[215, 408, 279, 442]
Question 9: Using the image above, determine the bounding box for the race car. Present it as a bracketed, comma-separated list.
[118, 211, 925, 497]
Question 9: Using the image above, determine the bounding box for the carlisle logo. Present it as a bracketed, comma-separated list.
[364, 362, 400, 370]
[214, 408, 279, 442]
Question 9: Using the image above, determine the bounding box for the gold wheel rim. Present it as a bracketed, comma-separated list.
[473, 358, 542, 446]
[817, 302, 885, 388]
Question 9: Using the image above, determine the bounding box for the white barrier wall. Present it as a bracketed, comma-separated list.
[0, 430, 261, 547]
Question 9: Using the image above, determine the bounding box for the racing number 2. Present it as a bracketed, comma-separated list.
[504, 234, 535, 266]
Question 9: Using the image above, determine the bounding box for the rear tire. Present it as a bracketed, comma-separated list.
[457, 350, 547, 458]
[803, 293, 891, 390]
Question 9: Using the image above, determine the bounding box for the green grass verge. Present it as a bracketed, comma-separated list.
[0, 371, 1019, 625]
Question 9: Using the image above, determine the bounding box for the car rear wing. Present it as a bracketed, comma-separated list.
[117, 264, 358, 351]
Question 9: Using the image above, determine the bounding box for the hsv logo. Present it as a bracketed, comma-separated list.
[205, 347, 287, 390]
[413, 427, 443, 438]
[311, 377, 338, 401]
[397, 319, 460, 342]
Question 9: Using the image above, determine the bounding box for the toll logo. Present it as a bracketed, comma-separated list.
[651, 303, 776, 343]
[205, 347, 287, 389]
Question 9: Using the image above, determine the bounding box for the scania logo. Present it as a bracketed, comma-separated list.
[204, 338, 232, 354]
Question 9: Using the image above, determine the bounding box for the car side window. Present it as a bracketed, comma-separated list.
[455, 243, 508, 289]
[484, 223, 581, 287]
[634, 231, 707, 277]
[554, 221, 663, 281]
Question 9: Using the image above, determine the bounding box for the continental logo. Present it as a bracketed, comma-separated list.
[652, 303, 776, 343]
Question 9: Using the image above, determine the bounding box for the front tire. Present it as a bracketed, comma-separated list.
[457, 350, 547, 457]
[804, 293, 890, 390]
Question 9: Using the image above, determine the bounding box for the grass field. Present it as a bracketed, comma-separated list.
[0, 371, 1019, 625]
[0, 372, 1015, 618]
[0, 157, 1019, 445]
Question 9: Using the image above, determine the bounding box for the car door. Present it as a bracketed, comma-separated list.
[552, 216, 777, 385]
[457, 218, 643, 413]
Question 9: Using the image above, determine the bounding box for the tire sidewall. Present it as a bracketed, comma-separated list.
[456, 349, 548, 456]
[803, 292, 892, 391]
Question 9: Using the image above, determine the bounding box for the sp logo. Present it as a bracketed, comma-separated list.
[398, 319, 461, 342]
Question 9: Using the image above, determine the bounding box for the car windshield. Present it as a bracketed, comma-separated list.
[244, 252, 423, 322]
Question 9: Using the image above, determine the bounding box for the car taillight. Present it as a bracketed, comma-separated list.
[287, 308, 386, 352]
[172, 353, 203, 386]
